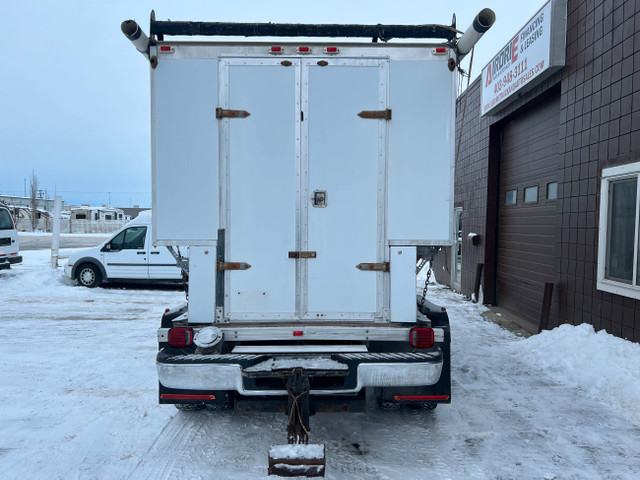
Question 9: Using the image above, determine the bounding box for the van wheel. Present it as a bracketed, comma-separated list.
[77, 264, 102, 288]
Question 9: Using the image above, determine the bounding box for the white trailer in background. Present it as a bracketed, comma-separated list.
[123, 10, 494, 476]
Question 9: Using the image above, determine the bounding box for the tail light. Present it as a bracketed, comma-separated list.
[409, 327, 434, 348]
[168, 327, 194, 347]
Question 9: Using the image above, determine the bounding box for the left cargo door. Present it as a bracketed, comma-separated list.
[221, 58, 300, 320]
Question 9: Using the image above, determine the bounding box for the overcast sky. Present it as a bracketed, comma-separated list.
[1, 0, 547, 208]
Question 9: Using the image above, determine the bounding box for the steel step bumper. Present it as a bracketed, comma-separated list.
[157, 350, 443, 396]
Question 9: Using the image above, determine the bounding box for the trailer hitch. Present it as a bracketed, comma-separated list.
[285, 368, 310, 445]
[267, 368, 326, 477]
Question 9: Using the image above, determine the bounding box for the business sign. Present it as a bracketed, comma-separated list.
[481, 0, 566, 116]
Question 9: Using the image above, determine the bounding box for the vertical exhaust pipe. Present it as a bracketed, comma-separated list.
[456, 8, 496, 60]
[121, 20, 150, 59]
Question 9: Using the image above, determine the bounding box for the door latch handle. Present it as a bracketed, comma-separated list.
[288, 251, 317, 259]
[150, 251, 160, 254]
[137, 251, 146, 255]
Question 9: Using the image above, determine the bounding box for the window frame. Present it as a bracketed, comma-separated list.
[523, 185, 539, 204]
[597, 163, 640, 300]
[505, 189, 517, 205]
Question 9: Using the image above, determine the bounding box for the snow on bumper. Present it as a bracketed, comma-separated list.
[157, 351, 443, 396]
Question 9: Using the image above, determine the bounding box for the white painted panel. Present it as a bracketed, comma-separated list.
[226, 63, 297, 316]
[390, 246, 417, 323]
[306, 63, 380, 315]
[152, 59, 218, 244]
[188, 246, 216, 324]
[387, 61, 454, 244]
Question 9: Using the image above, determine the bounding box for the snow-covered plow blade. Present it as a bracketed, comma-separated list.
[268, 444, 326, 477]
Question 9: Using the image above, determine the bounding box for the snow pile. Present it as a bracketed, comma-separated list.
[513, 323, 640, 426]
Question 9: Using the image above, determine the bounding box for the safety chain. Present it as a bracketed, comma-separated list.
[420, 255, 434, 308]
[286, 387, 310, 445]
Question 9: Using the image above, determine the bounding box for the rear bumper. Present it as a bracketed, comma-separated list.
[0, 255, 22, 268]
[157, 350, 443, 396]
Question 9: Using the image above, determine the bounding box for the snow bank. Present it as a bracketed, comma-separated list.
[513, 323, 640, 426]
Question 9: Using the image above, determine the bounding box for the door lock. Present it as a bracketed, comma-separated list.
[311, 190, 327, 208]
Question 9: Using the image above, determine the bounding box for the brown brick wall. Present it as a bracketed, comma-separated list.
[440, 0, 640, 342]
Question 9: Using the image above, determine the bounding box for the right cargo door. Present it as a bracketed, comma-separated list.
[301, 59, 388, 320]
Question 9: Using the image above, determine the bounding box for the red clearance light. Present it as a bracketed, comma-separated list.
[269, 46, 283, 54]
[409, 327, 434, 348]
[293, 331, 303, 336]
[296, 46, 311, 54]
[159, 45, 175, 53]
[161, 394, 216, 400]
[165, 308, 170, 313]
[324, 47, 339, 54]
[168, 327, 194, 347]
[393, 395, 450, 401]
[433, 47, 447, 54]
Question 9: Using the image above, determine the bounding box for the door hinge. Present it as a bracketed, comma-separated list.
[216, 108, 251, 119]
[288, 251, 317, 259]
[356, 262, 390, 272]
[358, 109, 392, 120]
[217, 261, 251, 271]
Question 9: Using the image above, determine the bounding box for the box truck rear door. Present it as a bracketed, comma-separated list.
[222, 58, 299, 320]
[302, 59, 387, 320]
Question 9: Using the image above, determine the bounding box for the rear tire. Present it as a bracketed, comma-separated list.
[77, 264, 102, 288]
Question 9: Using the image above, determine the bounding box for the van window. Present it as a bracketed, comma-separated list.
[0, 209, 14, 230]
[110, 226, 147, 250]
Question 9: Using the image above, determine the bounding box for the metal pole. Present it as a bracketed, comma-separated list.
[50, 196, 62, 268]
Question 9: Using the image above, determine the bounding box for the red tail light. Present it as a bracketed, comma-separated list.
[409, 327, 434, 348]
[168, 327, 194, 347]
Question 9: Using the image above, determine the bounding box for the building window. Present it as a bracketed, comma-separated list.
[598, 163, 640, 299]
[505, 189, 517, 205]
[547, 182, 558, 200]
[524, 185, 538, 203]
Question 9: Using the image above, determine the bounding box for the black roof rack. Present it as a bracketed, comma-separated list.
[150, 18, 458, 43]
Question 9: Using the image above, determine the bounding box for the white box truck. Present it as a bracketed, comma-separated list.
[123, 10, 494, 474]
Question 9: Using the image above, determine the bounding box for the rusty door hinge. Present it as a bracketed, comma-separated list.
[358, 109, 392, 120]
[356, 262, 390, 272]
[288, 251, 317, 259]
[216, 108, 251, 119]
[217, 262, 251, 271]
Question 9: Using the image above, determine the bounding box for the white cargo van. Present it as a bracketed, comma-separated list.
[64, 210, 183, 288]
[0, 206, 22, 270]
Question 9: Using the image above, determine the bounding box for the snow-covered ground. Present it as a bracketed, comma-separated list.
[2, 249, 640, 479]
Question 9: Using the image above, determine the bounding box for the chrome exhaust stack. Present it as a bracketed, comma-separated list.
[121, 20, 150, 59]
[456, 8, 496, 60]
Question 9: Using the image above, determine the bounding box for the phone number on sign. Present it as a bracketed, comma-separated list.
[493, 59, 529, 94]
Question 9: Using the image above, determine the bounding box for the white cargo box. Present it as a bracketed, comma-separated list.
[151, 42, 455, 322]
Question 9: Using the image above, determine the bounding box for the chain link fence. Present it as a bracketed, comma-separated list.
[16, 218, 126, 234]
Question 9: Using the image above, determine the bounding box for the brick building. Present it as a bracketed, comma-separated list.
[433, 0, 640, 342]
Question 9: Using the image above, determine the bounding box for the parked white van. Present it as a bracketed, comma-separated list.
[0, 206, 22, 270]
[64, 211, 183, 288]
